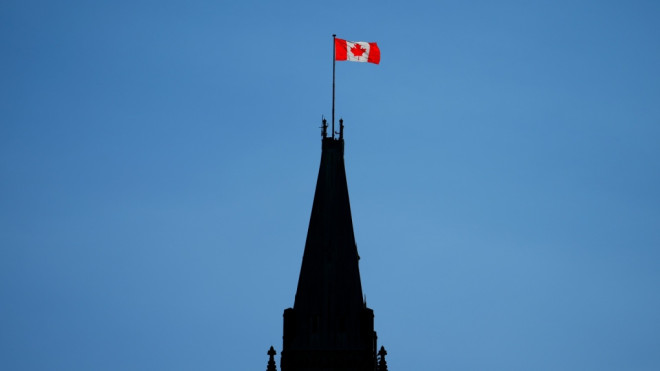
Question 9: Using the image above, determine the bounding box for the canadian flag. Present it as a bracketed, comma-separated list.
[335, 38, 380, 64]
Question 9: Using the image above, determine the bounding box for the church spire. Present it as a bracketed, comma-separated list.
[293, 128, 364, 316]
[281, 125, 378, 371]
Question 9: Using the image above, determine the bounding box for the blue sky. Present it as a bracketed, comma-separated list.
[2, 1, 659, 370]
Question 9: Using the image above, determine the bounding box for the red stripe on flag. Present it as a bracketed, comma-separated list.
[335, 38, 347, 61]
[367, 42, 380, 64]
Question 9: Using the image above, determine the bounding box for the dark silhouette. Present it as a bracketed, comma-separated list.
[321, 117, 328, 138]
[377, 346, 388, 371]
[336, 118, 344, 140]
[267, 347, 278, 371]
[266, 120, 389, 371]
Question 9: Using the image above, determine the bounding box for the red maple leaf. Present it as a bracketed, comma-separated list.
[350, 43, 366, 59]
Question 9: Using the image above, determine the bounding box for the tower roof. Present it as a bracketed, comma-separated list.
[294, 136, 365, 314]
[280, 131, 379, 370]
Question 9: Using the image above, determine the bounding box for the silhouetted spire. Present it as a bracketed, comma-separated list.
[377, 346, 388, 371]
[293, 134, 364, 317]
[281, 131, 378, 371]
[266, 346, 278, 371]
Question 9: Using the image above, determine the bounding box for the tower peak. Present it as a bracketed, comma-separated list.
[321, 116, 345, 140]
[280, 129, 378, 371]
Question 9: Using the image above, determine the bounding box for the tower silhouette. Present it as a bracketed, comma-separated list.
[266, 121, 388, 371]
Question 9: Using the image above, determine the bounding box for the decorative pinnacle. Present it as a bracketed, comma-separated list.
[339, 118, 344, 140]
[335, 118, 344, 139]
[266, 346, 277, 371]
[378, 346, 388, 371]
[321, 117, 328, 138]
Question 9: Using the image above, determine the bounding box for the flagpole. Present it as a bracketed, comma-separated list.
[332, 34, 336, 139]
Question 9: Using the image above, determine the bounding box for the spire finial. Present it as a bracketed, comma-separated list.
[321, 117, 328, 138]
[377, 346, 388, 371]
[339, 118, 344, 140]
[335, 118, 344, 139]
[266, 346, 278, 371]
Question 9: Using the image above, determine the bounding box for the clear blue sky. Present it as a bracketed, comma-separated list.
[2, 1, 659, 370]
